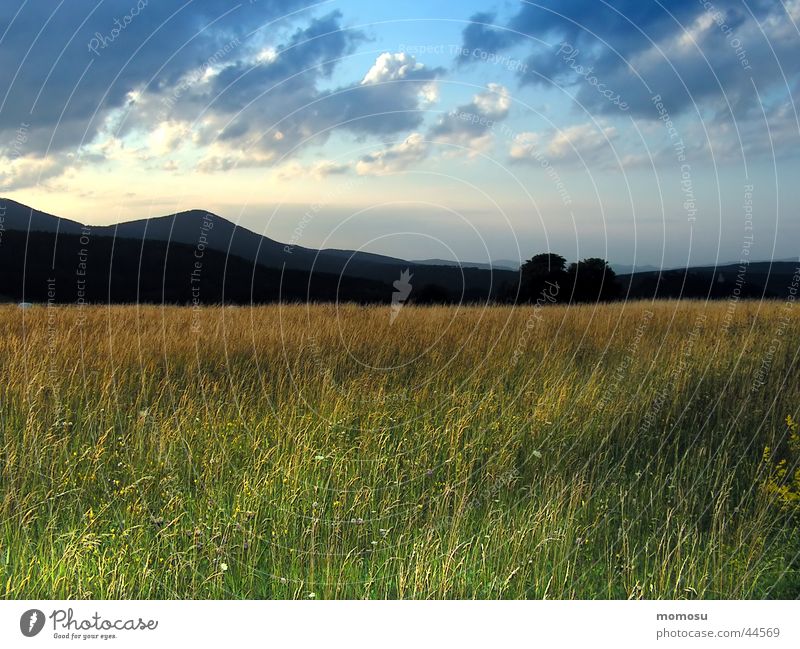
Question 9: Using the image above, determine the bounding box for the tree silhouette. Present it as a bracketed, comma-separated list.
[566, 257, 620, 302]
[520, 253, 567, 302]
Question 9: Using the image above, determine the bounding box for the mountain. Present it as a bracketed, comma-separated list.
[0, 199, 518, 304]
[618, 261, 800, 299]
[2, 198, 795, 305]
[610, 263, 663, 275]
[0, 197, 87, 235]
[412, 258, 520, 271]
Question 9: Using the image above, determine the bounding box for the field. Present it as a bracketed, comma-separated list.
[1, 300, 798, 599]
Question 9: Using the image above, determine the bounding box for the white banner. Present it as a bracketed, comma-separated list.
[0, 600, 797, 648]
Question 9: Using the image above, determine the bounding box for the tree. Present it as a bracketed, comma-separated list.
[520, 253, 567, 302]
[567, 257, 620, 302]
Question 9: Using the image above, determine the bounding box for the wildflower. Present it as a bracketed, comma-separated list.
[220, 562, 228, 572]
[307, 592, 316, 599]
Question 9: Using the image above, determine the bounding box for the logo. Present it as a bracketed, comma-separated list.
[390, 268, 413, 324]
[20, 609, 45, 637]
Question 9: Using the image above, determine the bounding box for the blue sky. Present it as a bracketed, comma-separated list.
[1, 0, 798, 267]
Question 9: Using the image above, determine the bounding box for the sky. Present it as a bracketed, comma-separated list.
[1, 0, 798, 267]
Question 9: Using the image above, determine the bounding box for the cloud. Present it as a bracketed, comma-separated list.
[195, 147, 277, 173]
[0, 155, 73, 191]
[355, 133, 428, 175]
[510, 123, 618, 164]
[456, 0, 799, 123]
[0, 0, 322, 189]
[430, 83, 511, 156]
[361, 51, 439, 105]
[0, 6, 445, 188]
[186, 41, 441, 169]
[145, 121, 191, 157]
[362, 52, 424, 84]
[0, 0, 316, 151]
[277, 159, 350, 180]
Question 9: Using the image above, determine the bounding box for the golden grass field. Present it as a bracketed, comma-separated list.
[1, 300, 798, 598]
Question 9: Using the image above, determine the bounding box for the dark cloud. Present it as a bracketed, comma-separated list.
[457, 0, 798, 120]
[186, 29, 443, 169]
[429, 83, 510, 154]
[0, 0, 315, 154]
[458, 12, 512, 61]
[0, 4, 443, 182]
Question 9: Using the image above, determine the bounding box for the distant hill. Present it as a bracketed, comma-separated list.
[412, 258, 520, 271]
[0, 198, 518, 304]
[618, 261, 799, 299]
[1, 198, 796, 305]
[610, 263, 663, 275]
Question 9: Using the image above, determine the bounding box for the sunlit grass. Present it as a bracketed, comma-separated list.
[0, 300, 798, 598]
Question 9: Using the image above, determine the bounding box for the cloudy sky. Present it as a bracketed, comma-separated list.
[1, 0, 798, 266]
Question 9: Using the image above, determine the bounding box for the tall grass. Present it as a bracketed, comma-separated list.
[0, 300, 798, 598]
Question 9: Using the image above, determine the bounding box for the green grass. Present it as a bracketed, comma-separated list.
[0, 300, 798, 598]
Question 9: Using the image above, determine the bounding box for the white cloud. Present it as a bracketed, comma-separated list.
[355, 133, 428, 175]
[146, 121, 191, 157]
[255, 46, 279, 64]
[277, 160, 350, 180]
[511, 123, 617, 163]
[430, 83, 511, 156]
[472, 83, 511, 120]
[0, 155, 70, 191]
[547, 123, 617, 158]
[195, 145, 277, 173]
[361, 52, 425, 85]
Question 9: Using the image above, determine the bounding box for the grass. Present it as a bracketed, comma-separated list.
[0, 300, 798, 599]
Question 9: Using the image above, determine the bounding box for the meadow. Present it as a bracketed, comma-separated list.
[0, 300, 798, 599]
